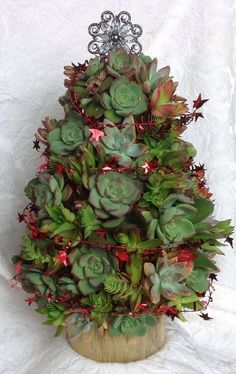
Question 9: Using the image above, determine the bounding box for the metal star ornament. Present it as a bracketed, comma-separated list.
[88, 11, 143, 56]
[33, 139, 40, 151]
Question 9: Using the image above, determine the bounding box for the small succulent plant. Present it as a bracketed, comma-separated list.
[101, 77, 147, 123]
[88, 171, 143, 227]
[22, 268, 56, 295]
[145, 196, 214, 244]
[150, 80, 188, 119]
[37, 303, 67, 336]
[25, 173, 72, 217]
[81, 291, 113, 325]
[109, 314, 157, 336]
[57, 276, 80, 296]
[144, 259, 193, 303]
[100, 116, 147, 166]
[186, 268, 209, 292]
[107, 48, 135, 77]
[40, 205, 81, 247]
[135, 56, 171, 94]
[69, 245, 117, 295]
[48, 115, 90, 155]
[145, 134, 197, 172]
[84, 57, 105, 78]
[65, 312, 97, 340]
[35, 117, 59, 145]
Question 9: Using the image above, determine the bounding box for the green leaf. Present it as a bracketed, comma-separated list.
[186, 268, 209, 292]
[201, 242, 225, 255]
[148, 58, 158, 90]
[168, 294, 200, 306]
[45, 206, 63, 223]
[40, 221, 60, 234]
[101, 93, 112, 109]
[144, 315, 157, 326]
[80, 205, 101, 238]
[61, 206, 76, 222]
[102, 217, 124, 228]
[193, 250, 219, 271]
[48, 176, 59, 193]
[24, 178, 38, 201]
[178, 313, 188, 322]
[130, 253, 143, 285]
[192, 198, 214, 223]
[42, 275, 56, 292]
[51, 222, 77, 236]
[55, 325, 65, 337]
[85, 102, 104, 119]
[210, 219, 234, 236]
[103, 274, 135, 301]
[104, 109, 122, 124]
[136, 239, 162, 248]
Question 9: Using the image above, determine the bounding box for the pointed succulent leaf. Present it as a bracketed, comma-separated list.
[186, 268, 209, 292]
[42, 275, 56, 292]
[193, 250, 219, 272]
[144, 262, 156, 277]
[78, 279, 98, 295]
[191, 198, 214, 223]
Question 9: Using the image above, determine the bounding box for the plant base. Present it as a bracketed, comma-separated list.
[67, 315, 166, 363]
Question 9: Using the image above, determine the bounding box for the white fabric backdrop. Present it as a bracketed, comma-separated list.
[0, 0, 236, 373]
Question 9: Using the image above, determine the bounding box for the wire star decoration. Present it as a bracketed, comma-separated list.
[88, 10, 143, 56]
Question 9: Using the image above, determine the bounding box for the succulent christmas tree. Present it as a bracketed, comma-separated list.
[12, 10, 234, 342]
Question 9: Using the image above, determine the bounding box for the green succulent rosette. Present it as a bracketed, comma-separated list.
[101, 77, 148, 123]
[65, 312, 97, 340]
[48, 115, 90, 155]
[186, 268, 209, 292]
[100, 116, 147, 166]
[84, 57, 105, 78]
[24, 172, 72, 217]
[144, 259, 193, 304]
[88, 171, 143, 227]
[107, 48, 135, 77]
[69, 245, 118, 295]
[80, 291, 113, 325]
[109, 314, 157, 336]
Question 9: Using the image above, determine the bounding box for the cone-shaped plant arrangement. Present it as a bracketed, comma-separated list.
[12, 11, 234, 363]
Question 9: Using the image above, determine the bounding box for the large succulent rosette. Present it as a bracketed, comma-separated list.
[88, 171, 142, 227]
[12, 46, 234, 340]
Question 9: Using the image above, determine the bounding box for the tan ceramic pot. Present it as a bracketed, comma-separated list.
[67, 315, 166, 363]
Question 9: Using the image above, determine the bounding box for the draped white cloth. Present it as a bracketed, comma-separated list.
[0, 0, 236, 372]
